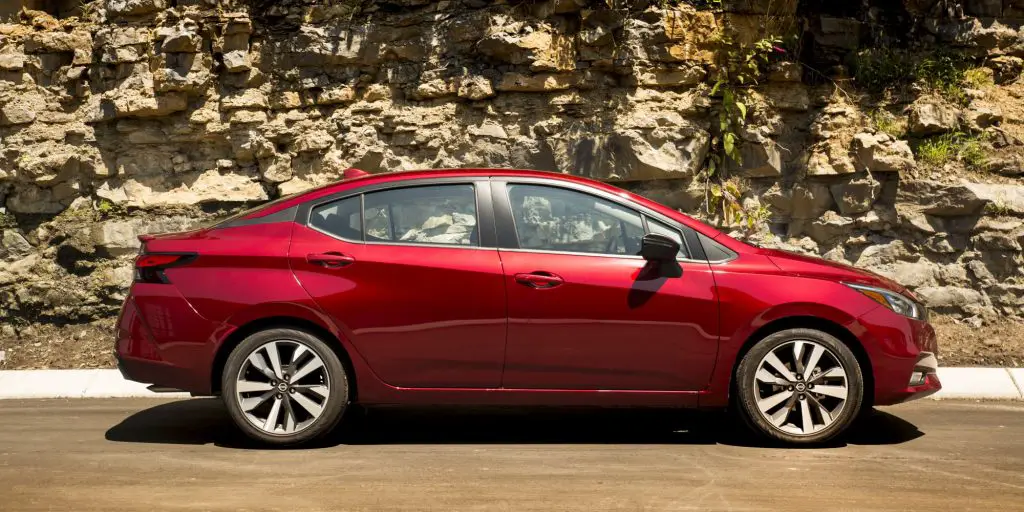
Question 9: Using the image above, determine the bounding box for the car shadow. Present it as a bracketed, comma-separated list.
[105, 399, 925, 450]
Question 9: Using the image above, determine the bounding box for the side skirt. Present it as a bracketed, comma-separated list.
[355, 386, 702, 408]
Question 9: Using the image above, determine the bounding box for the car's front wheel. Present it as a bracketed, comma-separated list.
[222, 328, 349, 446]
[734, 328, 864, 445]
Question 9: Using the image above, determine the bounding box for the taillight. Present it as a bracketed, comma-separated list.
[134, 253, 196, 284]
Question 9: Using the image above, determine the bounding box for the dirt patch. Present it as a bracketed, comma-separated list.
[932, 315, 1024, 368]
[1, 315, 1021, 370]
[985, 80, 1024, 143]
[0, 320, 116, 370]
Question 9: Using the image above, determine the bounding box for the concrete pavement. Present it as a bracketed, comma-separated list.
[0, 399, 1022, 511]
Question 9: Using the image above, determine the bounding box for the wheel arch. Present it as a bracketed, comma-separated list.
[729, 315, 875, 409]
[211, 315, 358, 401]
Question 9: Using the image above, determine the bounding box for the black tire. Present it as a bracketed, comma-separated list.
[734, 328, 864, 445]
[221, 328, 349, 446]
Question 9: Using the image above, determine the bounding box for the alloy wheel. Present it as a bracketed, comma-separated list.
[752, 339, 849, 436]
[234, 340, 331, 436]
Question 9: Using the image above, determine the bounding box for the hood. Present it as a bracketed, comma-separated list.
[760, 248, 909, 295]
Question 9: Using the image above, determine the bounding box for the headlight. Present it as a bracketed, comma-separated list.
[845, 283, 925, 320]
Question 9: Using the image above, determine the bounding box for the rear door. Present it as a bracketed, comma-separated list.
[289, 179, 508, 389]
[493, 180, 720, 391]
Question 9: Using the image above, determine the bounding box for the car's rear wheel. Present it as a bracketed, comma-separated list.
[222, 328, 349, 446]
[734, 328, 864, 445]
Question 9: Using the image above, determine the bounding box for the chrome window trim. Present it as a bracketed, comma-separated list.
[500, 180, 700, 260]
[497, 247, 709, 265]
[306, 223, 496, 251]
[494, 176, 688, 234]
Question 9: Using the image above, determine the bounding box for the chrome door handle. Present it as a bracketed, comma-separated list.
[307, 252, 355, 269]
[514, 272, 564, 289]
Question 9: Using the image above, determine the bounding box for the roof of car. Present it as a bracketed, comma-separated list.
[238, 167, 736, 246]
[255, 168, 614, 214]
[346, 168, 598, 183]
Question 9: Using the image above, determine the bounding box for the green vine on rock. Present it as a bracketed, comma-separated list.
[703, 30, 784, 232]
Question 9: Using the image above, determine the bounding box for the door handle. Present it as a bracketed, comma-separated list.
[307, 252, 355, 269]
[514, 272, 564, 289]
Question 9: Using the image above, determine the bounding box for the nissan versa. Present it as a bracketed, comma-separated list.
[115, 168, 941, 445]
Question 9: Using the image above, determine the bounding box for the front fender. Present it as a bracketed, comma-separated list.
[699, 271, 880, 408]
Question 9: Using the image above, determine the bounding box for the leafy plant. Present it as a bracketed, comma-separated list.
[95, 199, 118, 218]
[707, 34, 783, 177]
[707, 179, 771, 233]
[694, 14, 787, 234]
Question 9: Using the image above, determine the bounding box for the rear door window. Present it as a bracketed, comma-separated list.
[310, 184, 480, 246]
[310, 196, 362, 241]
[363, 185, 478, 246]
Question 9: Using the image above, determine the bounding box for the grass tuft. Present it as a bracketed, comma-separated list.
[914, 132, 988, 170]
[870, 109, 907, 139]
[852, 49, 977, 105]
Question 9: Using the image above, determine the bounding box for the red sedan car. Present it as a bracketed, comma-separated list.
[116, 168, 940, 445]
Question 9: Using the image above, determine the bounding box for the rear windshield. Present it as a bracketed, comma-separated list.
[206, 177, 362, 229]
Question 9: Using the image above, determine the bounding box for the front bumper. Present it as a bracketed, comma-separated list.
[881, 351, 942, 404]
[857, 306, 942, 406]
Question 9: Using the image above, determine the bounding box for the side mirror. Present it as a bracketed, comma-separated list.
[640, 233, 680, 262]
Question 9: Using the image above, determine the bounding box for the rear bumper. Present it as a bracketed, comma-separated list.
[115, 351, 198, 392]
[856, 307, 942, 406]
[114, 293, 217, 395]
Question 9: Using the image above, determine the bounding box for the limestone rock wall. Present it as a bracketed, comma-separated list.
[1, 0, 1024, 336]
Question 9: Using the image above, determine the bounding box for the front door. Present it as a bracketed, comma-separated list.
[290, 181, 507, 389]
[494, 182, 719, 391]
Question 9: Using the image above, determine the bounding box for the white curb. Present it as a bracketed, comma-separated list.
[0, 368, 1021, 401]
[0, 370, 189, 399]
[1009, 368, 1024, 394]
[932, 368, 1024, 400]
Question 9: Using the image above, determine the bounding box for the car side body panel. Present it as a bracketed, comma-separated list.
[289, 223, 509, 389]
[497, 251, 720, 392]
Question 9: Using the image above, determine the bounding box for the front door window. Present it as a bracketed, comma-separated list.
[506, 184, 645, 255]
